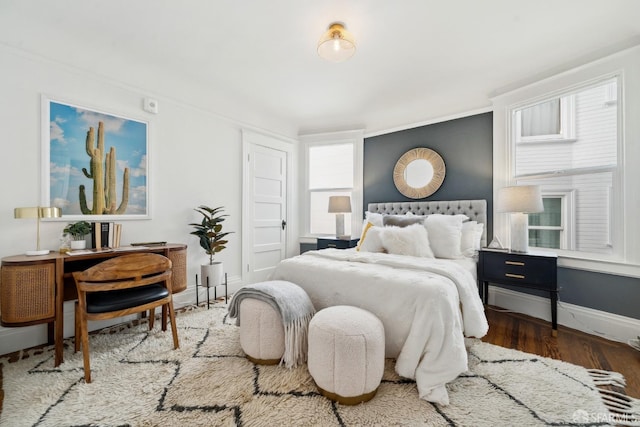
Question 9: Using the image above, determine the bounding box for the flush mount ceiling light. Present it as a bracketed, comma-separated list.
[317, 22, 356, 63]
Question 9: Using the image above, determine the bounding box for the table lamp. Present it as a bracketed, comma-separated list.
[496, 185, 543, 253]
[14, 206, 62, 255]
[328, 196, 351, 239]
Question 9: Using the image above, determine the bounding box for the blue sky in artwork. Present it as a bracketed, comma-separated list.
[49, 101, 147, 215]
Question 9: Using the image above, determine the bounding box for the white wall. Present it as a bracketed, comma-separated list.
[0, 46, 297, 354]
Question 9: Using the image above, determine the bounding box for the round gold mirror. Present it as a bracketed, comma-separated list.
[393, 148, 446, 199]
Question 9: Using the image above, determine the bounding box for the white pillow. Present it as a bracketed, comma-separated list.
[365, 212, 384, 227]
[460, 221, 484, 257]
[424, 214, 468, 259]
[382, 224, 434, 258]
[357, 222, 386, 252]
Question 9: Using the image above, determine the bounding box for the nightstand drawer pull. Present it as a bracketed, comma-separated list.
[505, 273, 525, 279]
[505, 261, 525, 266]
[327, 244, 337, 248]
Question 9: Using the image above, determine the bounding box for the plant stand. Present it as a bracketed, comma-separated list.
[195, 272, 227, 309]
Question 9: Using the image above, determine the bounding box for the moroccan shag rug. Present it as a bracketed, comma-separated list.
[1, 303, 638, 427]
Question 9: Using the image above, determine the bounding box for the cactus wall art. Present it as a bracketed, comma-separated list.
[78, 122, 130, 215]
[46, 99, 148, 218]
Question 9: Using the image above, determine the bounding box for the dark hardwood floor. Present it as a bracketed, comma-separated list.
[483, 305, 640, 398]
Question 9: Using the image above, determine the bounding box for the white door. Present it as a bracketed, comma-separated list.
[243, 135, 288, 284]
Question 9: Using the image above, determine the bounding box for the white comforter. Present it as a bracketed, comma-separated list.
[269, 249, 489, 405]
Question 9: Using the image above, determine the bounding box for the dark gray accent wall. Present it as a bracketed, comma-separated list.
[364, 112, 494, 239]
[557, 268, 639, 318]
[362, 111, 640, 321]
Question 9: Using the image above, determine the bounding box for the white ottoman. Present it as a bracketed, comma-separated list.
[239, 298, 285, 365]
[308, 305, 385, 405]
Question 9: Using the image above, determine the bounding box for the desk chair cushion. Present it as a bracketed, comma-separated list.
[86, 284, 169, 314]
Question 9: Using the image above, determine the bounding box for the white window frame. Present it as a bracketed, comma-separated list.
[299, 130, 364, 240]
[510, 77, 620, 259]
[492, 45, 640, 278]
[515, 95, 576, 144]
[528, 191, 575, 250]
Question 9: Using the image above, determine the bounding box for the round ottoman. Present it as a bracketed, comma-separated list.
[239, 298, 285, 365]
[308, 306, 385, 405]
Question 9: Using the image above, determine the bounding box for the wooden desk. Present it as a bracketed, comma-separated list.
[0, 244, 187, 366]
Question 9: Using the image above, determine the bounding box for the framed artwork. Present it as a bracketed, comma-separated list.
[41, 96, 149, 220]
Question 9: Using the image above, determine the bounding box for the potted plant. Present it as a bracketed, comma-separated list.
[189, 205, 233, 287]
[64, 220, 92, 250]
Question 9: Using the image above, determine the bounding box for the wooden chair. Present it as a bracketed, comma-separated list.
[72, 253, 180, 383]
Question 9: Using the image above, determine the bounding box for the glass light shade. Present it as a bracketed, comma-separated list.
[317, 23, 356, 63]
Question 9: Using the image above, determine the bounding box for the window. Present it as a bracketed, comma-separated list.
[308, 143, 353, 235]
[516, 96, 575, 143]
[512, 77, 619, 256]
[528, 192, 574, 250]
[301, 130, 364, 238]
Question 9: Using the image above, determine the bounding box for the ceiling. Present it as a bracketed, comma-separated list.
[1, 0, 639, 137]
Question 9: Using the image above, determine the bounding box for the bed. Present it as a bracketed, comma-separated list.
[269, 200, 489, 405]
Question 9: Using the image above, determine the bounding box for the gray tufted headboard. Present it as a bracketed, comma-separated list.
[367, 200, 487, 246]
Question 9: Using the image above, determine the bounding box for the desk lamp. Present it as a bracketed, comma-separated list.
[14, 206, 62, 255]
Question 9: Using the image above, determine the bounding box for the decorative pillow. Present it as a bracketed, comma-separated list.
[382, 215, 425, 228]
[381, 224, 434, 258]
[365, 212, 384, 227]
[357, 223, 386, 253]
[424, 214, 469, 259]
[460, 221, 484, 257]
[357, 221, 373, 251]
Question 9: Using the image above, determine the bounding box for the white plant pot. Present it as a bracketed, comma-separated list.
[201, 262, 224, 287]
[70, 240, 86, 250]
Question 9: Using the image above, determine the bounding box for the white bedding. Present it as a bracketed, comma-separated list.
[269, 248, 488, 405]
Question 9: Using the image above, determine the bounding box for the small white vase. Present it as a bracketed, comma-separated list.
[70, 240, 86, 250]
[201, 262, 224, 287]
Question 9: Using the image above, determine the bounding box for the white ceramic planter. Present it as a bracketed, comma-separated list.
[201, 262, 224, 287]
[70, 240, 86, 250]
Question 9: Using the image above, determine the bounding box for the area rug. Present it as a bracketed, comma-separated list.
[1, 303, 638, 426]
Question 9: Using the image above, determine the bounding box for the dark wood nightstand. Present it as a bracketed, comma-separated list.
[478, 249, 558, 335]
[317, 237, 359, 250]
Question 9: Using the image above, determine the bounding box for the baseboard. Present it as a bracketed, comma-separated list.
[0, 275, 243, 357]
[488, 285, 640, 343]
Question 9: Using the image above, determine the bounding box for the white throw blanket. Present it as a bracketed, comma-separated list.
[269, 249, 489, 405]
[228, 280, 316, 368]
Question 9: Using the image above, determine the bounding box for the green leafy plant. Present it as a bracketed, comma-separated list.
[189, 205, 233, 265]
[63, 221, 92, 241]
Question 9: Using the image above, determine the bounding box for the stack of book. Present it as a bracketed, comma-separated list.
[91, 222, 123, 249]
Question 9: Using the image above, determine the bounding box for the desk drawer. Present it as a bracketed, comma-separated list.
[481, 251, 555, 288]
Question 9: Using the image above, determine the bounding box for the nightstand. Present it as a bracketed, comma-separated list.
[317, 237, 359, 250]
[478, 249, 558, 335]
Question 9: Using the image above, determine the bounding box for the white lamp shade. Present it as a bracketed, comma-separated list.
[496, 185, 544, 213]
[328, 196, 352, 213]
